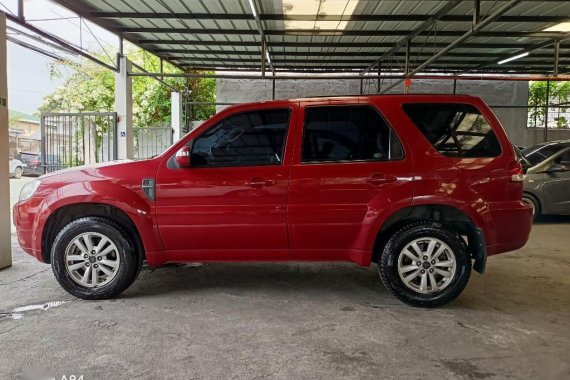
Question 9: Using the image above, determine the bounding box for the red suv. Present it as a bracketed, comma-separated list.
[14, 95, 532, 307]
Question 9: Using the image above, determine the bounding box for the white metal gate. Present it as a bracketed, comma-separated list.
[40, 112, 118, 173]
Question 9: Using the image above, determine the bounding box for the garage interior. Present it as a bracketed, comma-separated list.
[1, 0, 570, 379]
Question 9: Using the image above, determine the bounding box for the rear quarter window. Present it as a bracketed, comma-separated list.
[402, 103, 501, 158]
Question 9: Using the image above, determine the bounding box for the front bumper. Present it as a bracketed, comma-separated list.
[13, 197, 45, 262]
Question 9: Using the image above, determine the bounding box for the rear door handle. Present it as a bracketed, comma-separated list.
[368, 174, 397, 186]
[246, 177, 276, 187]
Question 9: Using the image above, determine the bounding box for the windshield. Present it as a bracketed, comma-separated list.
[521, 144, 568, 167]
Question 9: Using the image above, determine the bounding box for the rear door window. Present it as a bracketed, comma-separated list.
[301, 105, 404, 163]
[402, 103, 501, 158]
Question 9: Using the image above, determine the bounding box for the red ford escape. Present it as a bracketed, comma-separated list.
[14, 95, 533, 307]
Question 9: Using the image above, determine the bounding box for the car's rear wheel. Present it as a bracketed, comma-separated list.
[51, 217, 140, 300]
[522, 195, 539, 222]
[13, 167, 22, 179]
[377, 221, 471, 308]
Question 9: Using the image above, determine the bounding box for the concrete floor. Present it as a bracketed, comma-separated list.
[1, 180, 569, 379]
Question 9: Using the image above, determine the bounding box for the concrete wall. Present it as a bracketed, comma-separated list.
[216, 76, 570, 148]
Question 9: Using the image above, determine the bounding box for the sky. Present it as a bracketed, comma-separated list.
[1, 0, 118, 115]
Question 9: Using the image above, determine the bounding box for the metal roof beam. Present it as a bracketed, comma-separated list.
[160, 50, 570, 59]
[51, 0, 186, 73]
[142, 40, 566, 49]
[169, 57, 570, 66]
[7, 36, 66, 61]
[90, 12, 568, 24]
[1, 11, 118, 72]
[120, 28, 568, 39]
[362, 0, 463, 74]
[466, 33, 570, 73]
[173, 67, 555, 75]
[129, 71, 568, 80]
[380, 0, 524, 93]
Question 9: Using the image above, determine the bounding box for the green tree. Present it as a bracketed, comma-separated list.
[528, 81, 570, 128]
[40, 48, 216, 127]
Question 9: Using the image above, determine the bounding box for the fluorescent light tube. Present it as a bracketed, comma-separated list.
[497, 52, 529, 65]
[248, 0, 258, 18]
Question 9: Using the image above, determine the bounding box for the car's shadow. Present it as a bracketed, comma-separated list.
[534, 214, 570, 224]
[119, 261, 569, 315]
[133, 263, 379, 295]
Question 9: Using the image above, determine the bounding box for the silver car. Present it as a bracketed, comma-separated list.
[520, 141, 570, 220]
[8, 157, 26, 179]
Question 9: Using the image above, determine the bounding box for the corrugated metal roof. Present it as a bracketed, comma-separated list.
[52, 0, 570, 74]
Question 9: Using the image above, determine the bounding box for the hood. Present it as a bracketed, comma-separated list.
[39, 160, 135, 179]
[38, 158, 160, 184]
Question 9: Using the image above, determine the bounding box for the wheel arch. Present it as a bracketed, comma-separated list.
[42, 203, 145, 264]
[372, 204, 487, 274]
[522, 191, 541, 215]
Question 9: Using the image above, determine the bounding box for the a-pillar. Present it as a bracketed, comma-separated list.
[115, 56, 133, 159]
[171, 91, 183, 141]
[0, 13, 12, 269]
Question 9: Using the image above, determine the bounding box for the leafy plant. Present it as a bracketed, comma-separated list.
[528, 81, 570, 129]
[40, 48, 216, 127]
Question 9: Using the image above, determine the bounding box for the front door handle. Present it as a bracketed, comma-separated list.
[246, 177, 276, 187]
[368, 174, 397, 186]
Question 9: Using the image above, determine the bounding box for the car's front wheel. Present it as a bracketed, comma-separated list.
[51, 217, 141, 300]
[378, 221, 471, 308]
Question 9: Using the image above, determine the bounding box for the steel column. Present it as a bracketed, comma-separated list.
[171, 92, 183, 142]
[377, 64, 381, 93]
[544, 80, 550, 142]
[554, 40, 560, 76]
[115, 57, 133, 159]
[17, 0, 24, 21]
[473, 0, 481, 26]
[248, 0, 275, 74]
[272, 77, 276, 100]
[261, 40, 266, 77]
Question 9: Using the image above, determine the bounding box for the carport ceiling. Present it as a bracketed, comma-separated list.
[53, 0, 570, 75]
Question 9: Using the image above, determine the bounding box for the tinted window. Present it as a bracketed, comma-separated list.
[560, 150, 570, 164]
[522, 144, 568, 167]
[302, 105, 404, 163]
[402, 103, 501, 158]
[191, 109, 290, 167]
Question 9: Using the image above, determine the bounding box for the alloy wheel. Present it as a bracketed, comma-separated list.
[397, 237, 457, 294]
[64, 232, 121, 288]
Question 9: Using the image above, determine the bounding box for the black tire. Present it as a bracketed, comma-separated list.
[522, 195, 540, 222]
[51, 217, 140, 300]
[13, 167, 22, 179]
[377, 220, 471, 308]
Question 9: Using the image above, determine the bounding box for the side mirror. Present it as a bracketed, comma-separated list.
[175, 146, 192, 168]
